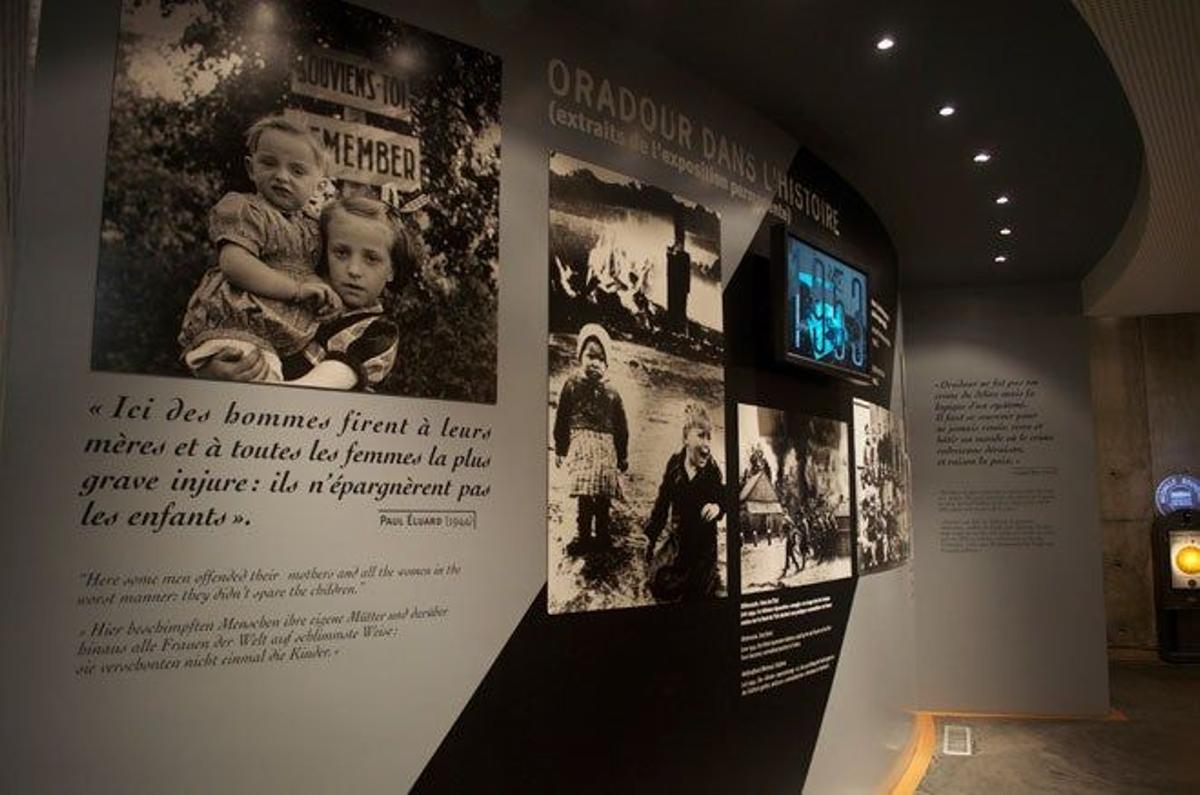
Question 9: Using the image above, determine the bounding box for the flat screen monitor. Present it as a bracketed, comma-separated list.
[778, 231, 870, 380]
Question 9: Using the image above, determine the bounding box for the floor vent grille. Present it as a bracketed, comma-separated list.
[942, 724, 973, 756]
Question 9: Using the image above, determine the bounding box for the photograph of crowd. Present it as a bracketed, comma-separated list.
[547, 153, 726, 615]
[737, 403, 854, 593]
[91, 0, 501, 402]
[853, 398, 913, 574]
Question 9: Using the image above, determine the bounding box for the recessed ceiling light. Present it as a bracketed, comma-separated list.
[994, 255, 1008, 263]
[876, 36, 895, 51]
[973, 151, 991, 163]
[938, 104, 956, 117]
[999, 227, 1012, 236]
[995, 194, 1010, 205]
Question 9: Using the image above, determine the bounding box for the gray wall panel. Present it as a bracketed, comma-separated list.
[906, 284, 1108, 715]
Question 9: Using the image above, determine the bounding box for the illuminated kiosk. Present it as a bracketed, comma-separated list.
[1152, 474, 1200, 663]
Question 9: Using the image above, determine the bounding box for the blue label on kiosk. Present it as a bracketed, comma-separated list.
[1155, 473, 1200, 516]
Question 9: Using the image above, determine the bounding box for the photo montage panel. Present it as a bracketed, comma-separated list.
[737, 404, 853, 594]
[92, 0, 501, 403]
[852, 398, 912, 574]
[547, 153, 726, 614]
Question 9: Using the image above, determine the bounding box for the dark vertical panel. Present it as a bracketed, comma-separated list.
[1088, 317, 1156, 648]
[0, 0, 36, 433]
[1091, 313, 1200, 651]
[1089, 317, 1153, 521]
[1100, 518, 1158, 648]
[1141, 314, 1200, 485]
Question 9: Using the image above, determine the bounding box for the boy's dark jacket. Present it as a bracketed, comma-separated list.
[646, 448, 725, 601]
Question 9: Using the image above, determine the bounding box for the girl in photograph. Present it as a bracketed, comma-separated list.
[179, 116, 342, 381]
[644, 402, 725, 602]
[553, 323, 630, 555]
[198, 196, 420, 391]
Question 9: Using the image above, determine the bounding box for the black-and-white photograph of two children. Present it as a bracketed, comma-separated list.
[737, 403, 854, 594]
[547, 153, 726, 615]
[91, 0, 500, 402]
[852, 398, 913, 574]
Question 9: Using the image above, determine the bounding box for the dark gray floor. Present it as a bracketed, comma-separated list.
[917, 660, 1200, 794]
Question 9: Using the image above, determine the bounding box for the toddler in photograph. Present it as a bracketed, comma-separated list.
[179, 115, 341, 381]
[553, 323, 629, 555]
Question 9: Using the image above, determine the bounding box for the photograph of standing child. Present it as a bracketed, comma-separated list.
[547, 153, 726, 615]
[552, 324, 630, 554]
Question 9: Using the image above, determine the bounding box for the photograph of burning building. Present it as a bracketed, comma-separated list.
[737, 403, 853, 593]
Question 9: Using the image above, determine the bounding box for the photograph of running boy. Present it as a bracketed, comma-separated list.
[547, 153, 726, 615]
